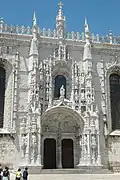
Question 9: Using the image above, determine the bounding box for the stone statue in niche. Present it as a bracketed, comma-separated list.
[20, 117, 26, 134]
[78, 135, 82, 148]
[83, 134, 88, 154]
[91, 135, 97, 164]
[29, 93, 41, 114]
[60, 85, 65, 101]
[21, 135, 27, 159]
[30, 133, 37, 164]
[58, 26, 64, 39]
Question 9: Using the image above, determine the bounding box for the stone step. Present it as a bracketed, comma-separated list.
[18, 165, 113, 174]
[40, 168, 112, 174]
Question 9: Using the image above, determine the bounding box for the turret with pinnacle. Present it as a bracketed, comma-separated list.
[56, 1, 66, 40]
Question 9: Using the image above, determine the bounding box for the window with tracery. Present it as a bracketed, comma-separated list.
[110, 73, 120, 130]
[54, 75, 66, 99]
[0, 66, 6, 128]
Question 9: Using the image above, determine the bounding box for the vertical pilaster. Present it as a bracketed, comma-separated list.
[48, 55, 53, 108]
[71, 60, 75, 109]
[56, 122, 62, 168]
[12, 51, 19, 130]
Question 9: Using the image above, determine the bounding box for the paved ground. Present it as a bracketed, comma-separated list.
[10, 173, 120, 180]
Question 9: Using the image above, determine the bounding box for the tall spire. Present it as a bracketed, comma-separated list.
[58, 1, 63, 18]
[56, 1, 66, 39]
[29, 11, 38, 57]
[84, 17, 90, 43]
[33, 11, 37, 27]
[32, 11, 38, 40]
[83, 18, 92, 61]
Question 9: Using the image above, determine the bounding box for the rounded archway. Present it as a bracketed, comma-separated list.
[41, 106, 84, 134]
[41, 106, 84, 169]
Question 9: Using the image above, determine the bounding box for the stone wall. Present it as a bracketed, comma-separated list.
[0, 135, 19, 169]
[107, 135, 120, 172]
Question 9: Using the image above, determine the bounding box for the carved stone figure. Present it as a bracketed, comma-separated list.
[29, 95, 40, 114]
[21, 135, 27, 159]
[83, 135, 88, 154]
[60, 85, 65, 101]
[58, 27, 64, 39]
[91, 135, 97, 164]
[30, 133, 37, 164]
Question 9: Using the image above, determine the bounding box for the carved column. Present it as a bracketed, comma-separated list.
[96, 112, 101, 165]
[87, 131, 91, 165]
[78, 66, 81, 112]
[71, 60, 75, 109]
[26, 115, 31, 164]
[48, 55, 53, 108]
[101, 62, 108, 135]
[12, 52, 19, 130]
[97, 129, 101, 165]
[36, 114, 42, 167]
[56, 122, 62, 168]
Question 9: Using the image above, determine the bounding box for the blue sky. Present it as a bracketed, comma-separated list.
[0, 0, 120, 36]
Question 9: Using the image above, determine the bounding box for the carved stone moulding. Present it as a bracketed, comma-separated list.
[41, 105, 84, 135]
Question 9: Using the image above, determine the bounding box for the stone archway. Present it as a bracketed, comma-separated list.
[41, 106, 84, 169]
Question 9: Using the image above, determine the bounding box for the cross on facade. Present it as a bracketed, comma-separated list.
[58, 1, 63, 9]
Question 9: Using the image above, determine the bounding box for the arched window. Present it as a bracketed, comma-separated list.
[0, 67, 5, 128]
[110, 73, 120, 130]
[54, 75, 66, 99]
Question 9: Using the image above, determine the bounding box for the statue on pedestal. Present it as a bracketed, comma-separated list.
[30, 133, 37, 164]
[59, 85, 65, 101]
[91, 135, 97, 164]
[21, 135, 27, 159]
[83, 134, 88, 155]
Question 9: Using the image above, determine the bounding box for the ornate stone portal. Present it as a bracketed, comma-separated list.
[1, 0, 120, 173]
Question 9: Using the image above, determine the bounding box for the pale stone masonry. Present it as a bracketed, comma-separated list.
[0, 1, 120, 172]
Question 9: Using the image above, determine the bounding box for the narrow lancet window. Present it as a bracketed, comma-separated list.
[110, 73, 120, 130]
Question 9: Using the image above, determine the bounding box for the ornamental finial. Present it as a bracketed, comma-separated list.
[85, 17, 88, 27]
[58, 1, 63, 9]
[0, 17, 4, 24]
[84, 17, 89, 33]
[33, 11, 37, 27]
[84, 17, 90, 42]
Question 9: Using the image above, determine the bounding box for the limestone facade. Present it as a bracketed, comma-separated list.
[0, 1, 120, 172]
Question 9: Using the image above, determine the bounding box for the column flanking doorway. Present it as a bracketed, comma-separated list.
[61, 139, 74, 168]
[43, 138, 56, 169]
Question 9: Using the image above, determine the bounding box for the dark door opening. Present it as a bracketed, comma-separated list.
[62, 139, 74, 168]
[43, 138, 56, 169]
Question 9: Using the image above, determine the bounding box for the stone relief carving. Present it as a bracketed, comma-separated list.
[91, 135, 97, 164]
[30, 133, 38, 164]
[21, 135, 27, 159]
[83, 134, 88, 155]
[20, 117, 28, 159]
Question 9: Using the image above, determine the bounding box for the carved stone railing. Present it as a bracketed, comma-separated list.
[0, 18, 120, 45]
